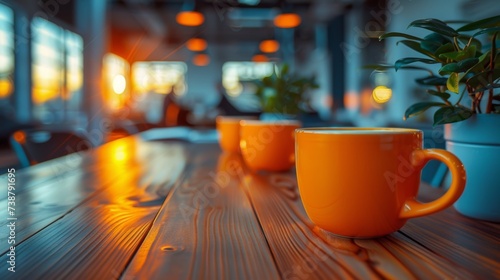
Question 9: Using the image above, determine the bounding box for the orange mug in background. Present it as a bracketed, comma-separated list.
[295, 128, 466, 238]
[216, 116, 256, 153]
[240, 120, 301, 172]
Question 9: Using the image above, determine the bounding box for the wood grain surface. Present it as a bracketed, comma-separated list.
[403, 190, 500, 278]
[237, 156, 475, 279]
[0, 137, 187, 279]
[124, 146, 280, 280]
[1, 139, 498, 279]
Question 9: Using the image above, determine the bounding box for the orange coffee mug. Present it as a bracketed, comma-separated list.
[295, 128, 466, 238]
[240, 120, 301, 171]
[216, 116, 256, 153]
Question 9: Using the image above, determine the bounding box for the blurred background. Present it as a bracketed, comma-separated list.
[0, 0, 498, 172]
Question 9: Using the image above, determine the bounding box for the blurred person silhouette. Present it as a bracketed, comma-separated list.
[161, 91, 191, 127]
[214, 82, 259, 117]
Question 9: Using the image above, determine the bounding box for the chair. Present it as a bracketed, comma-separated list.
[10, 129, 93, 167]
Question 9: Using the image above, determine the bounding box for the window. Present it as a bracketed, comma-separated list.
[132, 61, 187, 96]
[31, 17, 83, 123]
[103, 53, 130, 112]
[65, 30, 83, 115]
[0, 3, 14, 115]
[221, 62, 274, 111]
[130, 61, 187, 123]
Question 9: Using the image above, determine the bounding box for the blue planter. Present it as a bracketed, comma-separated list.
[445, 114, 500, 222]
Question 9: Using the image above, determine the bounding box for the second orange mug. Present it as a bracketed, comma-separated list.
[216, 116, 256, 153]
[295, 127, 466, 238]
[240, 120, 301, 171]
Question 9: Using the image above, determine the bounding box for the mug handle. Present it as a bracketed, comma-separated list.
[399, 149, 466, 219]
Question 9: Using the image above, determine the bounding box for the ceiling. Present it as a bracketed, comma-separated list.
[106, 0, 361, 62]
[108, 0, 353, 43]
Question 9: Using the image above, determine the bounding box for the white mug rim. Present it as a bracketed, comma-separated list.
[296, 127, 421, 134]
[216, 115, 258, 124]
[240, 120, 302, 126]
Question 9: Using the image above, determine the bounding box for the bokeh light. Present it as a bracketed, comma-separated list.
[372, 86, 392, 104]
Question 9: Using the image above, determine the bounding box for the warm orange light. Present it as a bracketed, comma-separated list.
[372, 86, 392, 104]
[113, 144, 128, 161]
[186, 38, 207, 52]
[103, 53, 129, 111]
[324, 95, 333, 108]
[32, 64, 61, 104]
[0, 79, 13, 98]
[176, 11, 205, 26]
[361, 87, 376, 114]
[113, 74, 127, 95]
[259, 40, 280, 53]
[344, 91, 360, 110]
[252, 54, 269, 63]
[273, 13, 301, 28]
[66, 72, 82, 93]
[32, 88, 59, 104]
[13, 131, 26, 144]
[192, 54, 210, 66]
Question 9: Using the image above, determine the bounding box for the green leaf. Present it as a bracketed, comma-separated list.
[439, 46, 476, 61]
[408, 19, 459, 37]
[447, 72, 460, 93]
[262, 76, 274, 86]
[379, 32, 423, 41]
[427, 89, 451, 101]
[420, 33, 451, 52]
[473, 84, 500, 93]
[440, 57, 480, 75]
[434, 43, 455, 56]
[458, 35, 482, 50]
[443, 20, 471, 25]
[397, 40, 438, 59]
[404, 102, 446, 120]
[465, 45, 477, 58]
[472, 27, 500, 37]
[456, 57, 480, 72]
[467, 69, 500, 89]
[364, 64, 434, 75]
[394, 57, 438, 70]
[424, 32, 452, 44]
[465, 50, 491, 75]
[433, 106, 473, 126]
[416, 76, 448, 86]
[420, 40, 443, 53]
[457, 15, 500, 32]
[439, 63, 458, 75]
[280, 64, 289, 75]
[439, 51, 462, 60]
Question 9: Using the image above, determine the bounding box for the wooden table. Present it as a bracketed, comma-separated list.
[1, 135, 499, 279]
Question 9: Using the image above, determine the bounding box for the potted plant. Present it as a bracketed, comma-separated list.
[253, 64, 318, 120]
[373, 15, 500, 222]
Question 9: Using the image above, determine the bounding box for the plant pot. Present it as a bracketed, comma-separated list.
[444, 114, 500, 222]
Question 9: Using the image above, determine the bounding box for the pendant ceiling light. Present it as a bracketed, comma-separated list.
[252, 53, 269, 63]
[259, 39, 280, 53]
[274, 13, 301, 28]
[193, 53, 210, 66]
[176, 1, 204, 27]
[186, 37, 207, 52]
[273, 1, 301, 28]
